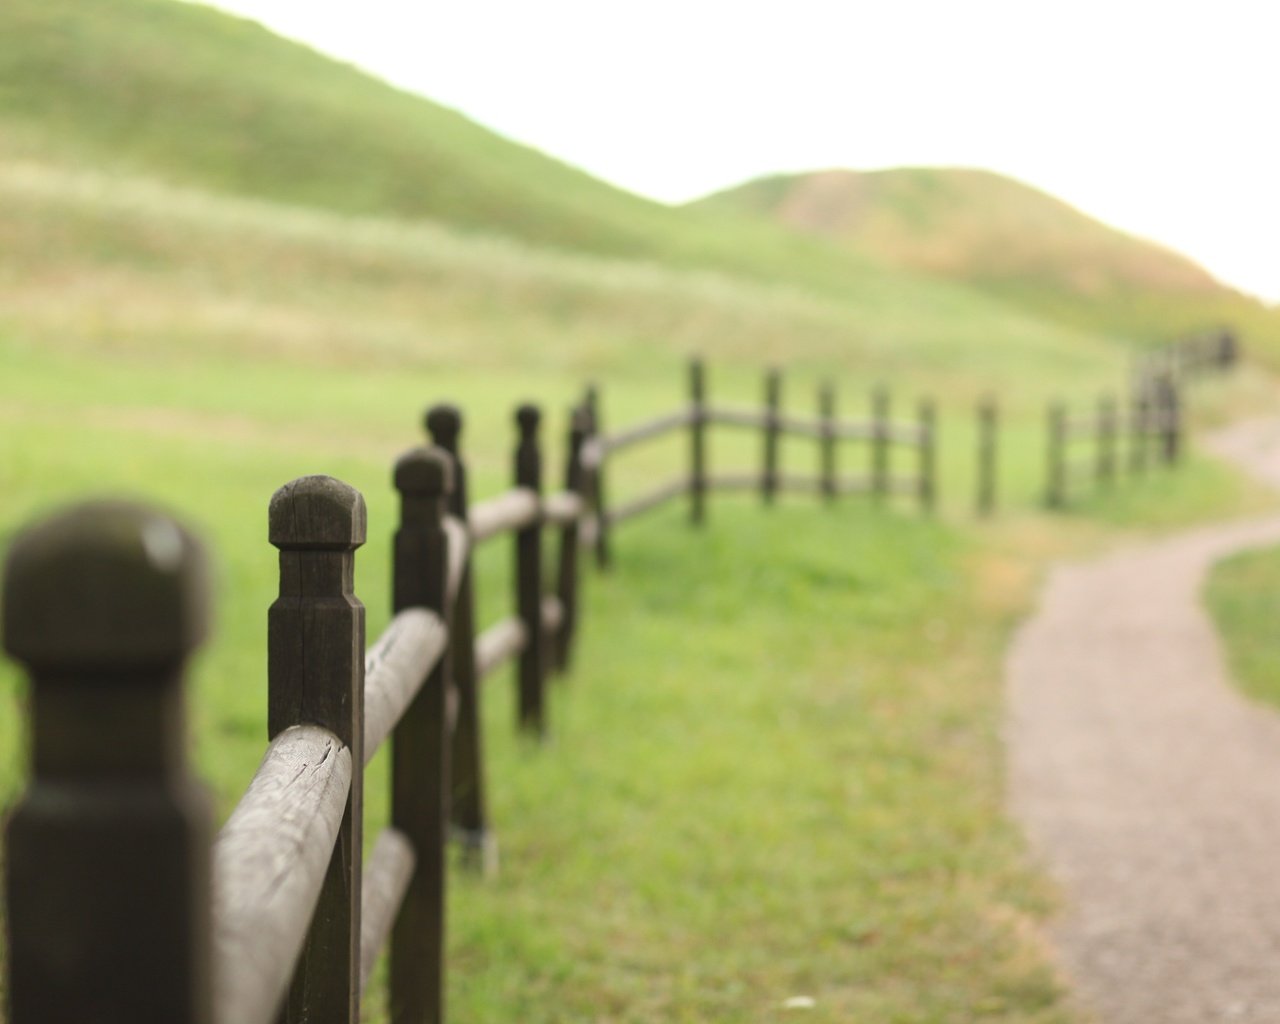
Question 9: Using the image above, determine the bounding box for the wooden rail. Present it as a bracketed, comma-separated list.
[578, 361, 939, 565]
[1046, 376, 1182, 509]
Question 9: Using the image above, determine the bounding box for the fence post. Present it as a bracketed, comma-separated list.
[424, 405, 490, 869]
[269, 475, 367, 1024]
[762, 367, 781, 505]
[690, 358, 707, 525]
[1046, 401, 1066, 509]
[918, 397, 936, 513]
[871, 386, 890, 502]
[819, 381, 836, 502]
[583, 384, 610, 571]
[2, 501, 212, 1023]
[1130, 389, 1149, 476]
[977, 395, 997, 517]
[515, 404, 546, 735]
[1157, 375, 1181, 465]
[1218, 328, 1239, 368]
[1097, 394, 1117, 486]
[556, 407, 588, 672]
[389, 447, 454, 1023]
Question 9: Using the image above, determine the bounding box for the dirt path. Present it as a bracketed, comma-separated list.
[1007, 418, 1280, 1023]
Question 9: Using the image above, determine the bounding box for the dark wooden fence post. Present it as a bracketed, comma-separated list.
[1046, 401, 1066, 509]
[556, 408, 588, 671]
[2, 501, 212, 1023]
[268, 475, 367, 1024]
[515, 404, 546, 735]
[583, 385, 610, 571]
[1157, 375, 1181, 465]
[424, 405, 489, 868]
[762, 367, 781, 505]
[977, 395, 997, 517]
[871, 386, 890, 503]
[389, 447, 454, 1024]
[1097, 394, 1117, 486]
[690, 358, 707, 525]
[918, 397, 936, 513]
[819, 382, 836, 502]
[1130, 389, 1149, 476]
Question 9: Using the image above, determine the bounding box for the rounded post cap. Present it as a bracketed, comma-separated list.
[516, 403, 541, 439]
[269, 475, 367, 550]
[570, 405, 590, 436]
[3, 500, 209, 670]
[394, 446, 454, 497]
[424, 403, 462, 446]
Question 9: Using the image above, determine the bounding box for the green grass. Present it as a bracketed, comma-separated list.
[1206, 544, 1280, 710]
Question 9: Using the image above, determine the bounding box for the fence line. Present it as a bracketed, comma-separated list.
[579, 360, 938, 568]
[0, 334, 1241, 1022]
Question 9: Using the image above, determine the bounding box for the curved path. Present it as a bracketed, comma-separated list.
[1008, 418, 1280, 1023]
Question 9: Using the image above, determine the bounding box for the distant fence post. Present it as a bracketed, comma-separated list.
[1097, 394, 1117, 486]
[1130, 388, 1149, 476]
[977, 395, 997, 517]
[2, 501, 212, 1023]
[1218, 328, 1239, 368]
[918, 397, 936, 513]
[1046, 401, 1066, 508]
[514, 404, 546, 735]
[390, 447, 454, 1024]
[583, 385, 610, 571]
[871, 386, 890, 502]
[1157, 375, 1181, 465]
[556, 407, 588, 671]
[269, 475, 367, 1024]
[425, 404, 490, 868]
[763, 367, 781, 505]
[690, 358, 707, 525]
[819, 381, 836, 502]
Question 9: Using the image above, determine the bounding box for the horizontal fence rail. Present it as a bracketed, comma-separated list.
[579, 360, 940, 564]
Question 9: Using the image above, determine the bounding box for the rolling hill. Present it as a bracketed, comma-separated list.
[696, 167, 1280, 353]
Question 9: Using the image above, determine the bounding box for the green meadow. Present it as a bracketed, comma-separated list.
[3, 1, 1279, 1021]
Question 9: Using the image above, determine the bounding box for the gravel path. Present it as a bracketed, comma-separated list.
[1007, 418, 1280, 1023]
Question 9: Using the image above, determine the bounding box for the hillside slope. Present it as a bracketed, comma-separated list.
[0, 0, 909, 301]
[697, 168, 1280, 352]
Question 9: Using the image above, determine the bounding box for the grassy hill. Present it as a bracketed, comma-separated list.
[697, 167, 1280, 355]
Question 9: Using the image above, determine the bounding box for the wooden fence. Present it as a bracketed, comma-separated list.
[1045, 379, 1179, 509]
[0, 338, 1237, 1022]
[1, 397, 591, 1023]
[584, 360, 937, 566]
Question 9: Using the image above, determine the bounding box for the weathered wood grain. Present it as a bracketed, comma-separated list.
[362, 608, 448, 763]
[443, 514, 469, 604]
[212, 724, 352, 1024]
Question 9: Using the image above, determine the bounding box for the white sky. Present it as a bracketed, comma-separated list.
[207, 0, 1279, 303]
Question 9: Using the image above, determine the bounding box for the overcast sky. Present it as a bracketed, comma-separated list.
[206, 1, 1279, 303]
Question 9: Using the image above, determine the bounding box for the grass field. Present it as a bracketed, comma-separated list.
[1207, 544, 1280, 712]
[3, 1, 1279, 1019]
